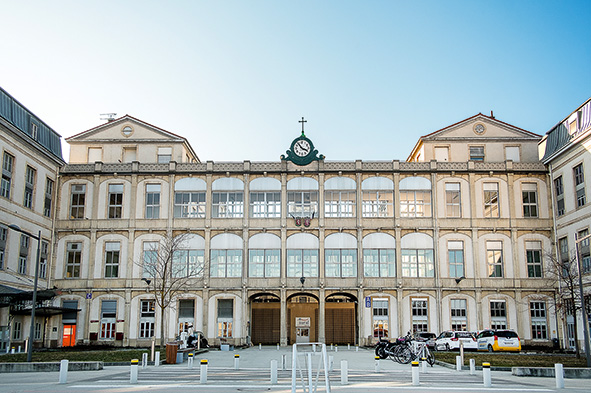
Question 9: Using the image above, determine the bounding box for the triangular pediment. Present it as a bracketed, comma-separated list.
[66, 115, 184, 143]
[422, 114, 540, 141]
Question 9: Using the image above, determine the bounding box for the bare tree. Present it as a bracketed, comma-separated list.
[137, 232, 204, 347]
[545, 249, 590, 358]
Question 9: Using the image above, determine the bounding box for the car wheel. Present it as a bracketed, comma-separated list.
[445, 344, 450, 351]
[487, 344, 493, 352]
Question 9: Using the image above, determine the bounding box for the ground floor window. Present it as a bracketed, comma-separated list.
[100, 300, 117, 340]
[412, 298, 428, 333]
[178, 299, 195, 335]
[450, 299, 467, 331]
[34, 322, 42, 340]
[217, 299, 233, 338]
[530, 301, 547, 339]
[140, 300, 155, 339]
[490, 300, 507, 329]
[372, 298, 389, 338]
[12, 321, 21, 340]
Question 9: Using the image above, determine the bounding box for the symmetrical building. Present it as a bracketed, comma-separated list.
[1, 85, 588, 352]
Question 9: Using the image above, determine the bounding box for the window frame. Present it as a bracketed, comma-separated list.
[104, 241, 120, 278]
[401, 249, 434, 277]
[145, 183, 161, 219]
[483, 182, 500, 218]
[212, 191, 244, 218]
[486, 241, 503, 278]
[107, 183, 124, 219]
[65, 242, 82, 278]
[69, 184, 86, 219]
[174, 191, 206, 218]
[324, 190, 355, 218]
[1, 151, 14, 199]
[363, 248, 395, 277]
[248, 249, 280, 278]
[249, 191, 281, 218]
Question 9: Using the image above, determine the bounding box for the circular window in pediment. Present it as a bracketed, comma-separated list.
[473, 123, 486, 135]
[121, 126, 134, 137]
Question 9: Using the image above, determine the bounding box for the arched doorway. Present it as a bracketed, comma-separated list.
[325, 293, 357, 345]
[250, 294, 280, 345]
[287, 293, 319, 344]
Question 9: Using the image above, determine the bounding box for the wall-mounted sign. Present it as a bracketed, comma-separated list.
[295, 317, 311, 328]
[365, 296, 371, 308]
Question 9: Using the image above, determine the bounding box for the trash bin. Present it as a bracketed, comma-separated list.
[166, 342, 179, 364]
[552, 338, 559, 349]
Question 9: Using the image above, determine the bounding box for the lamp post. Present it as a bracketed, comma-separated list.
[574, 232, 591, 367]
[7, 224, 41, 363]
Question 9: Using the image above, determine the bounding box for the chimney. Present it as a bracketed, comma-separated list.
[490, 110, 494, 119]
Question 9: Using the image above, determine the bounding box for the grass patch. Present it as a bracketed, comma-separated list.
[433, 351, 588, 368]
[0, 348, 166, 363]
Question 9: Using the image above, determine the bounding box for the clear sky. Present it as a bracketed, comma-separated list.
[1, 0, 589, 162]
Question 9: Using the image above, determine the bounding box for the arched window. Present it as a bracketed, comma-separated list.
[174, 178, 206, 218]
[286, 233, 319, 277]
[212, 178, 244, 218]
[401, 233, 434, 277]
[363, 233, 395, 277]
[325, 233, 357, 277]
[250, 178, 281, 218]
[362, 177, 393, 217]
[287, 177, 318, 217]
[400, 177, 431, 218]
[210, 234, 242, 277]
[324, 177, 356, 218]
[248, 233, 280, 277]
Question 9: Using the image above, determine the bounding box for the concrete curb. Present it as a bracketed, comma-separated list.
[0, 361, 103, 373]
[512, 367, 591, 379]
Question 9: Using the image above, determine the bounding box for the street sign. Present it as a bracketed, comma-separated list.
[365, 296, 371, 308]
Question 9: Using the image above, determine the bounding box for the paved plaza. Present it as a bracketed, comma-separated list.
[0, 346, 589, 393]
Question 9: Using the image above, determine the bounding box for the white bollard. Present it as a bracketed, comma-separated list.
[18, 345, 21, 353]
[456, 355, 462, 371]
[281, 354, 287, 370]
[59, 359, 69, 384]
[151, 339, 155, 362]
[142, 352, 148, 369]
[421, 357, 427, 373]
[130, 359, 139, 384]
[375, 356, 380, 372]
[335, 345, 338, 353]
[329, 355, 334, 372]
[307, 353, 313, 393]
[271, 359, 278, 384]
[348, 344, 350, 350]
[555, 363, 564, 389]
[412, 361, 420, 386]
[483, 362, 491, 388]
[11, 347, 15, 354]
[277, 343, 280, 350]
[341, 360, 348, 385]
[234, 354, 240, 370]
[331, 344, 333, 351]
[154, 351, 160, 367]
[200, 359, 208, 384]
[356, 346, 359, 352]
[259, 343, 262, 350]
[188, 353, 194, 369]
[469, 358, 475, 375]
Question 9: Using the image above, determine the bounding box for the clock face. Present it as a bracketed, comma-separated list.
[474, 124, 485, 135]
[293, 140, 311, 157]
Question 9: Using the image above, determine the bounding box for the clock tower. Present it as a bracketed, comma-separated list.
[281, 117, 325, 166]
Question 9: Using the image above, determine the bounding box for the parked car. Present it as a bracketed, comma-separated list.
[414, 332, 437, 350]
[435, 331, 477, 351]
[476, 329, 521, 352]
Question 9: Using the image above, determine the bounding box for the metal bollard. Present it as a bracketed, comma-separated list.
[142, 352, 148, 369]
[59, 359, 69, 384]
[412, 361, 420, 386]
[271, 359, 278, 384]
[375, 356, 380, 373]
[555, 363, 564, 389]
[234, 354, 240, 370]
[154, 351, 160, 367]
[188, 353, 194, 369]
[456, 355, 462, 371]
[340, 360, 348, 385]
[482, 362, 491, 388]
[200, 359, 208, 384]
[130, 359, 139, 384]
[421, 357, 427, 373]
[281, 354, 287, 370]
[469, 358, 475, 375]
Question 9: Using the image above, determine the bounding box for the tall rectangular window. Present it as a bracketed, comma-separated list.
[23, 166, 36, 209]
[362, 191, 393, 217]
[450, 299, 467, 331]
[490, 301, 507, 329]
[44, 178, 54, 217]
[287, 249, 319, 277]
[363, 249, 395, 277]
[248, 249, 280, 277]
[12, 321, 21, 340]
[448, 241, 464, 278]
[1, 152, 14, 199]
[554, 176, 565, 216]
[325, 249, 357, 277]
[558, 237, 569, 262]
[145, 184, 161, 219]
[70, 184, 86, 219]
[324, 191, 355, 217]
[445, 183, 461, 217]
[400, 190, 431, 217]
[39, 240, 48, 279]
[574, 163, 586, 207]
[178, 299, 195, 334]
[62, 300, 78, 324]
[142, 241, 159, 278]
[18, 234, 29, 274]
[250, 192, 281, 218]
[483, 183, 499, 218]
[100, 300, 116, 339]
[287, 191, 318, 217]
[104, 242, 120, 278]
[526, 241, 543, 278]
[578, 229, 590, 274]
[469, 146, 485, 161]
[522, 183, 538, 217]
[402, 249, 434, 277]
[108, 184, 123, 218]
[411, 299, 428, 333]
[486, 241, 503, 277]
[210, 249, 242, 277]
[139, 300, 155, 339]
[530, 301, 547, 339]
[0, 226, 6, 270]
[172, 249, 205, 277]
[174, 192, 206, 218]
[372, 298, 389, 338]
[217, 299, 233, 338]
[212, 192, 244, 218]
[65, 242, 82, 278]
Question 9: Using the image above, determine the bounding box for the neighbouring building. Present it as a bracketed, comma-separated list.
[0, 87, 65, 351]
[539, 97, 591, 350]
[49, 112, 558, 348]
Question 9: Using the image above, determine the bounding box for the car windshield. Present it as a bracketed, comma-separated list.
[496, 330, 518, 338]
[457, 332, 473, 338]
[420, 333, 435, 339]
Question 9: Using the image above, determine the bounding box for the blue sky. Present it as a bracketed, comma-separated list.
[1, 0, 589, 162]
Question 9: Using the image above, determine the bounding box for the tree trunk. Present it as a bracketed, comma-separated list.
[160, 306, 166, 348]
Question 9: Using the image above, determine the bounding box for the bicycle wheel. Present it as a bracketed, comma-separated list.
[426, 349, 435, 366]
[395, 345, 413, 364]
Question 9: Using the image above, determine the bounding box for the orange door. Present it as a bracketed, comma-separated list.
[62, 325, 76, 347]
